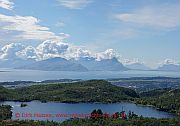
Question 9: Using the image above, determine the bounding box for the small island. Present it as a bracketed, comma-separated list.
[20, 103, 28, 107]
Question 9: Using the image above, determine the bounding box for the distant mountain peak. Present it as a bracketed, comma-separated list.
[44, 57, 68, 62]
[157, 64, 180, 71]
[16, 57, 88, 72]
[125, 62, 150, 70]
[72, 57, 128, 71]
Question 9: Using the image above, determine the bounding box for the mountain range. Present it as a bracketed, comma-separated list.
[125, 63, 150, 70]
[71, 57, 128, 71]
[157, 64, 180, 71]
[1, 57, 180, 72]
[0, 57, 128, 71]
[15, 57, 88, 72]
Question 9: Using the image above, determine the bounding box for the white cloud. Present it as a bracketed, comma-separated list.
[0, 40, 123, 62]
[57, 0, 92, 9]
[36, 40, 69, 60]
[0, 43, 25, 60]
[0, 13, 69, 42]
[64, 47, 93, 60]
[160, 59, 180, 66]
[17, 46, 38, 60]
[123, 58, 143, 65]
[0, 40, 70, 60]
[114, 4, 180, 30]
[35, 41, 94, 60]
[0, 0, 13, 10]
[95, 49, 119, 61]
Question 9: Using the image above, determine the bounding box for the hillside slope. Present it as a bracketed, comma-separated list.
[0, 80, 139, 103]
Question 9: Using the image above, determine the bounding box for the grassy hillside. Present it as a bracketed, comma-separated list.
[0, 80, 139, 103]
[0, 86, 16, 101]
[136, 88, 180, 115]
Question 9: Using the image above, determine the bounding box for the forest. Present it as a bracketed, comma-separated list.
[0, 80, 139, 103]
[0, 105, 12, 121]
[136, 88, 180, 115]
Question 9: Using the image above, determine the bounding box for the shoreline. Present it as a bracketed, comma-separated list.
[1, 99, 179, 117]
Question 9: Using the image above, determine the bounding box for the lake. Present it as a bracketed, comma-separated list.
[0, 101, 177, 122]
[0, 68, 180, 82]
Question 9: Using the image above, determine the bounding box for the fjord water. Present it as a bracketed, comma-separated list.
[0, 68, 180, 82]
[0, 101, 176, 122]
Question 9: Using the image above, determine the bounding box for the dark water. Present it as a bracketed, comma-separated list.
[0, 101, 177, 122]
[0, 68, 180, 82]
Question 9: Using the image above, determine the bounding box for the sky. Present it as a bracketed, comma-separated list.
[0, 0, 180, 68]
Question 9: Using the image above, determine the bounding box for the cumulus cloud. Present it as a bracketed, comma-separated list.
[0, 13, 69, 42]
[17, 46, 38, 60]
[36, 40, 69, 60]
[0, 40, 70, 60]
[57, 0, 92, 9]
[0, 40, 123, 62]
[123, 58, 144, 65]
[0, 0, 13, 10]
[35, 41, 94, 60]
[161, 59, 180, 65]
[64, 47, 93, 60]
[95, 49, 119, 61]
[114, 4, 180, 30]
[0, 43, 25, 60]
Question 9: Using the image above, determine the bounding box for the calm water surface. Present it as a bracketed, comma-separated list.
[0, 68, 180, 82]
[0, 101, 177, 122]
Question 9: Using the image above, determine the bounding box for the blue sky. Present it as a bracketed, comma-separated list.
[0, 0, 180, 68]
